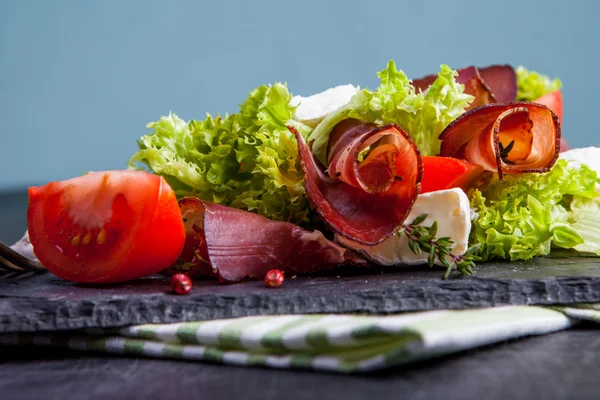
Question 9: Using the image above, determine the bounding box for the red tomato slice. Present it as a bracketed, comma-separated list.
[27, 171, 185, 283]
[162, 197, 214, 278]
[533, 90, 568, 151]
[421, 156, 484, 194]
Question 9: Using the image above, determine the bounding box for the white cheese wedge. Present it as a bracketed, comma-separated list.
[290, 84, 359, 127]
[335, 188, 471, 266]
[560, 146, 600, 171]
[560, 146, 600, 192]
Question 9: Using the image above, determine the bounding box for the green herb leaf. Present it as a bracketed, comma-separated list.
[429, 221, 438, 238]
[411, 214, 428, 226]
[408, 239, 421, 255]
[357, 146, 372, 163]
[428, 248, 436, 267]
[499, 140, 516, 165]
[401, 215, 478, 280]
[464, 243, 482, 257]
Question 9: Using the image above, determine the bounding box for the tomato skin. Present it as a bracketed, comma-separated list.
[421, 156, 484, 194]
[534, 90, 562, 122]
[162, 197, 214, 278]
[533, 90, 568, 151]
[27, 171, 185, 284]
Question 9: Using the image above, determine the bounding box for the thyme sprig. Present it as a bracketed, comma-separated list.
[499, 140, 515, 165]
[398, 214, 481, 279]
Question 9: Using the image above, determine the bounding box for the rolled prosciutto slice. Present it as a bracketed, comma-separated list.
[174, 197, 366, 282]
[413, 64, 517, 109]
[439, 102, 561, 179]
[289, 119, 422, 245]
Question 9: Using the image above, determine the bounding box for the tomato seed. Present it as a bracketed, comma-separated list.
[71, 234, 81, 246]
[97, 229, 106, 245]
[82, 232, 92, 245]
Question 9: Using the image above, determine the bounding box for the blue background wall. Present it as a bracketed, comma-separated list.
[1, 0, 598, 189]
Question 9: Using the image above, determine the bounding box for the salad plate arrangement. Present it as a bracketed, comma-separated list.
[19, 60, 600, 286]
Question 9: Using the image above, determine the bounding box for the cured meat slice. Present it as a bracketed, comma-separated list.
[478, 64, 517, 103]
[454, 66, 497, 110]
[176, 197, 366, 282]
[289, 119, 422, 245]
[439, 102, 561, 179]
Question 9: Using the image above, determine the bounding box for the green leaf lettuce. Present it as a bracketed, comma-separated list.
[469, 160, 600, 261]
[128, 83, 313, 225]
[516, 66, 562, 101]
[308, 61, 474, 164]
[568, 197, 600, 254]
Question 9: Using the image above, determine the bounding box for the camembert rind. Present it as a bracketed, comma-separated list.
[335, 188, 471, 266]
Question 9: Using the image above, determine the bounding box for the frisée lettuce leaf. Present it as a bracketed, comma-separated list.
[128, 83, 314, 225]
[568, 197, 600, 254]
[516, 66, 562, 101]
[469, 160, 600, 261]
[308, 61, 474, 164]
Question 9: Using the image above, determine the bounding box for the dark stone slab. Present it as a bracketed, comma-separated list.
[2, 255, 600, 333]
[3, 188, 600, 334]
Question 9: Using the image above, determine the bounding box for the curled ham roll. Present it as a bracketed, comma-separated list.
[439, 102, 561, 179]
[289, 119, 423, 245]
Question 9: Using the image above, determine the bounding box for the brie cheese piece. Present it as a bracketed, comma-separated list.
[335, 188, 471, 266]
[290, 84, 359, 127]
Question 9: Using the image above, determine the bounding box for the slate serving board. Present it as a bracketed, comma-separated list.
[2, 255, 600, 333]
[3, 190, 600, 333]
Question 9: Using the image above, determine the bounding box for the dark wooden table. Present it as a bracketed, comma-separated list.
[1, 189, 599, 400]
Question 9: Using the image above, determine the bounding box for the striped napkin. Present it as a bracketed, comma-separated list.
[2, 304, 599, 372]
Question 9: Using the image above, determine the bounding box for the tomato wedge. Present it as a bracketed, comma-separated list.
[533, 90, 568, 151]
[421, 156, 484, 194]
[533, 90, 563, 122]
[27, 171, 185, 283]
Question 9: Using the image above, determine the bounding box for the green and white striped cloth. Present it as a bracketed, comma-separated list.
[2, 304, 599, 373]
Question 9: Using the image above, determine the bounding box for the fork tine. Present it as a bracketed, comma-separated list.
[0, 265, 12, 273]
[0, 240, 46, 273]
[0, 255, 27, 272]
[10, 271, 37, 280]
[0, 272, 19, 280]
